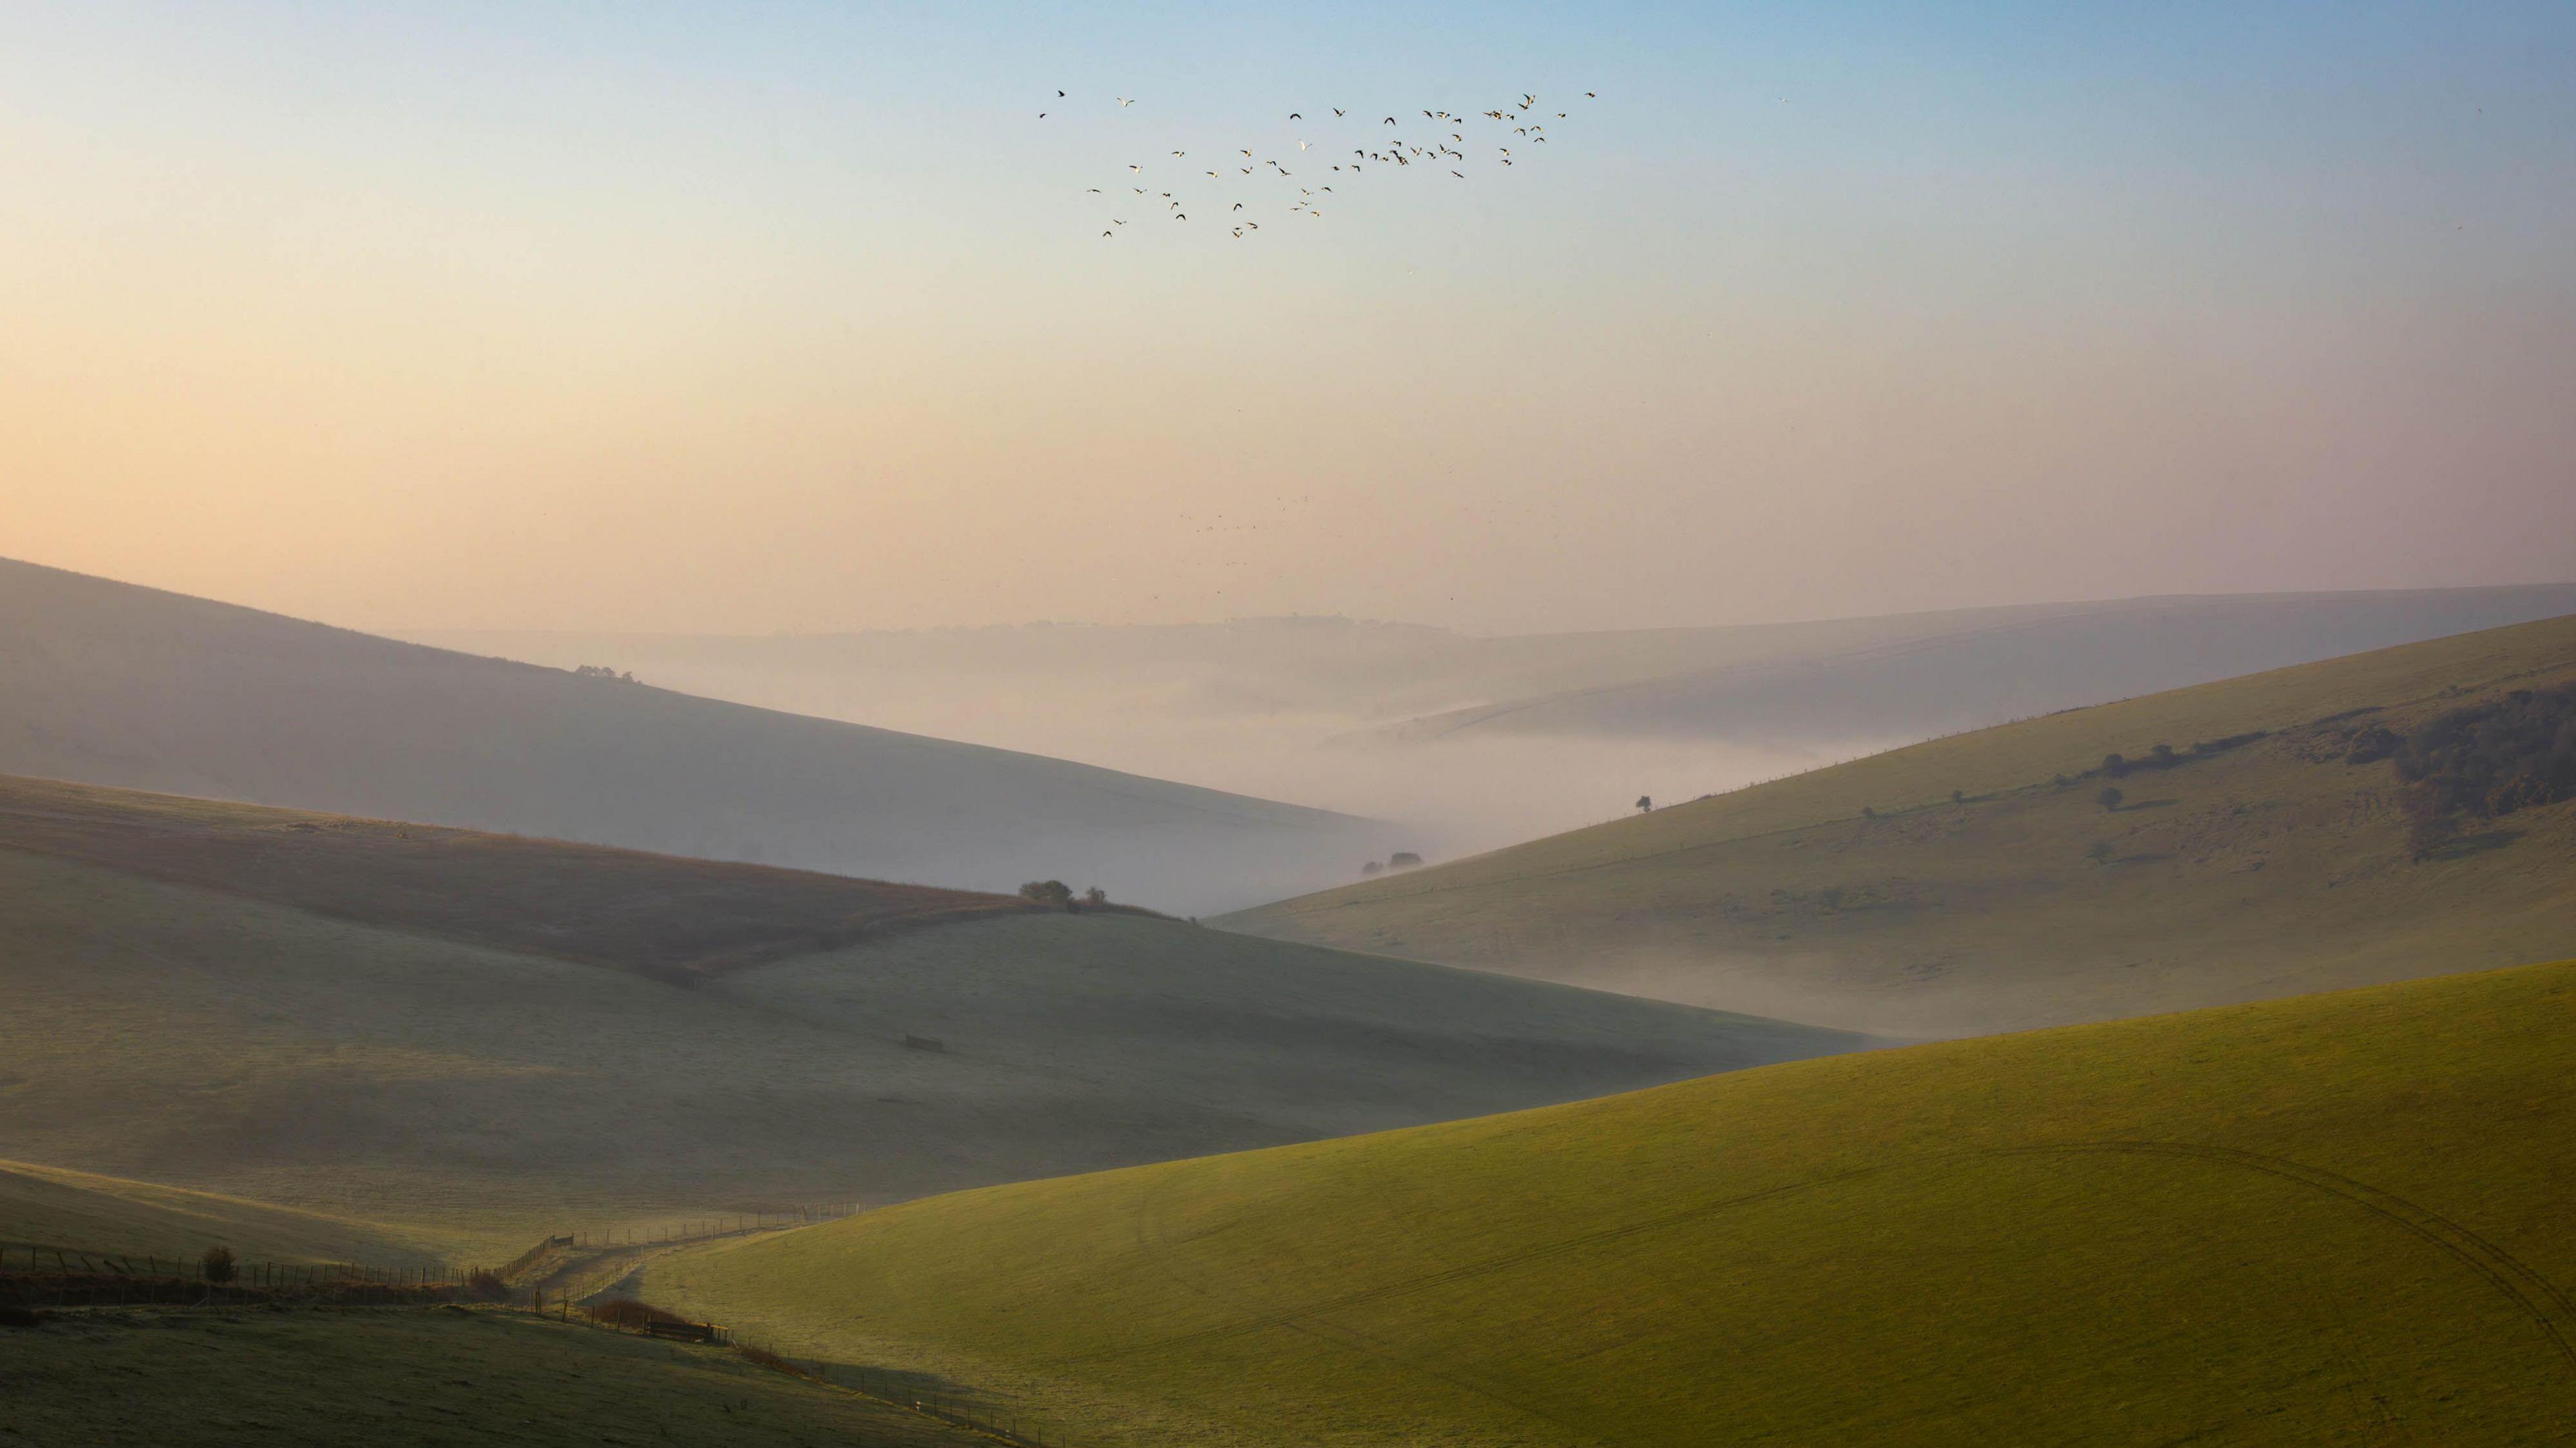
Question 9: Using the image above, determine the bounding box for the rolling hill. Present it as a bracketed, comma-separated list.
[0, 555, 1377, 913]
[1218, 612, 2576, 1036]
[0, 775, 1864, 1255]
[633, 954, 2576, 1447]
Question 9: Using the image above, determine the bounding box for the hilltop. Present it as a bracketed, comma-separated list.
[0, 556, 1375, 913]
[635, 955, 2576, 1447]
[1219, 612, 2576, 1036]
[0, 778, 1862, 1253]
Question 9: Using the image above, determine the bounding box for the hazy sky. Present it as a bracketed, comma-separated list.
[6, 2, 2573, 634]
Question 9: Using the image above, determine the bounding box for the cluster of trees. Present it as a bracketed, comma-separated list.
[2388, 687, 2576, 858]
[1358, 852, 1426, 877]
[1018, 880, 1110, 909]
[572, 664, 637, 682]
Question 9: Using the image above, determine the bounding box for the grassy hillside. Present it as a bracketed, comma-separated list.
[1, 1307, 985, 1447]
[0, 555, 1373, 913]
[1220, 613, 2576, 1035]
[0, 773, 1032, 982]
[0, 791, 1860, 1253]
[0, 1160, 434, 1268]
[636, 956, 2576, 1447]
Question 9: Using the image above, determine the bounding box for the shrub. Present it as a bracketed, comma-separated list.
[465, 1268, 510, 1302]
[2096, 787, 2125, 812]
[2086, 841, 2114, 865]
[1635, 795, 1653, 814]
[1017, 880, 1074, 909]
[1083, 886, 1108, 906]
[1860, 805, 1876, 820]
[1949, 789, 1964, 803]
[200, 1246, 237, 1286]
[2102, 753, 2131, 779]
[1387, 852, 1424, 871]
[2151, 743, 2176, 765]
[1360, 860, 1383, 876]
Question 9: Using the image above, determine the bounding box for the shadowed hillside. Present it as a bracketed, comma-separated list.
[1219, 614, 2576, 1036]
[0, 774, 1036, 983]
[0, 783, 1863, 1252]
[0, 556, 1376, 913]
[637, 956, 2576, 1448]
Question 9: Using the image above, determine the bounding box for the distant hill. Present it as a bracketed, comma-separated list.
[637, 954, 2576, 1447]
[1370, 586, 2576, 746]
[399, 586, 2576, 857]
[0, 779, 1863, 1254]
[0, 556, 1376, 913]
[1218, 614, 2576, 1036]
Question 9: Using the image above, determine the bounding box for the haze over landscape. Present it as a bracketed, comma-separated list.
[6, 5, 2576, 1445]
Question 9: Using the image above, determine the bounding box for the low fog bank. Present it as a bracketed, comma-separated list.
[401, 586, 2572, 885]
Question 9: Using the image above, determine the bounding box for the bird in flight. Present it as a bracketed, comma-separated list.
[1117, 96, 1134, 107]
[1289, 112, 1301, 119]
[1332, 108, 1344, 117]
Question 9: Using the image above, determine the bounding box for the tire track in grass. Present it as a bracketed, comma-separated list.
[1064, 1139, 2576, 1398]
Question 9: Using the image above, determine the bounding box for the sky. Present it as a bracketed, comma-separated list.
[5, 1, 2573, 636]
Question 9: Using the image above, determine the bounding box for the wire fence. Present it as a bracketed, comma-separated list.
[0, 1245, 498, 1313]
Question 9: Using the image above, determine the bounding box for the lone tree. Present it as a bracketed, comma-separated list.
[2096, 786, 2125, 812]
[201, 1245, 237, 1286]
[1018, 880, 1075, 909]
[1360, 860, 1385, 876]
[1083, 885, 1108, 906]
[1636, 795, 1653, 814]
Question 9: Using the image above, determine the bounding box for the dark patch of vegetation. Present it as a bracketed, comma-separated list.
[2096, 787, 2125, 813]
[2390, 686, 2576, 858]
[464, 1268, 511, 1302]
[2086, 841, 2114, 865]
[200, 1245, 236, 1286]
[1387, 852, 1425, 871]
[1018, 880, 1075, 909]
[1360, 859, 1385, 876]
[586, 1298, 694, 1331]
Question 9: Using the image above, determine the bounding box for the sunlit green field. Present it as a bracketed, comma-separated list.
[639, 955, 2576, 1447]
[1221, 613, 2576, 1036]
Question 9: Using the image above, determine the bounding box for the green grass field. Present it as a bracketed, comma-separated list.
[0, 1159, 435, 1269]
[0, 789, 1857, 1257]
[0, 1306, 987, 1447]
[635, 955, 2576, 1446]
[1220, 613, 2576, 1036]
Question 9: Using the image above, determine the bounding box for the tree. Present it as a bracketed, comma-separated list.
[2102, 753, 2131, 779]
[2086, 841, 2114, 865]
[1018, 880, 1074, 909]
[2151, 742, 2176, 766]
[2096, 786, 2125, 812]
[1360, 860, 1384, 877]
[1635, 795, 1653, 814]
[1387, 851, 1424, 871]
[1083, 885, 1108, 906]
[201, 1245, 237, 1286]
[1860, 805, 1876, 820]
[1949, 789, 1965, 803]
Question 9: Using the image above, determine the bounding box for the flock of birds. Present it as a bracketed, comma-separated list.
[1044, 89, 1597, 238]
